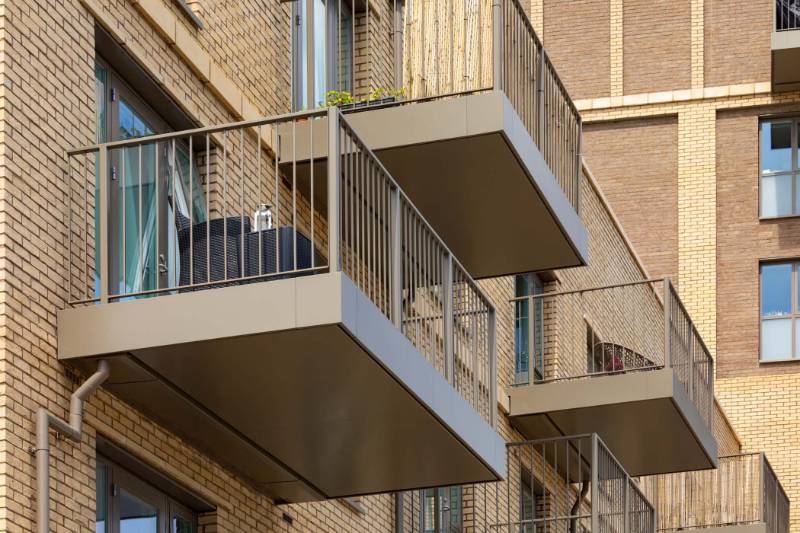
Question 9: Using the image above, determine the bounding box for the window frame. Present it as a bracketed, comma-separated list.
[759, 118, 800, 220]
[97, 454, 200, 533]
[514, 273, 544, 385]
[420, 486, 462, 533]
[291, 0, 355, 110]
[759, 260, 800, 363]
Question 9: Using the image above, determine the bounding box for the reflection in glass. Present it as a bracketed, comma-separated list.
[96, 463, 108, 533]
[761, 174, 793, 218]
[514, 274, 543, 384]
[761, 318, 792, 361]
[761, 263, 792, 317]
[119, 488, 158, 533]
[173, 514, 194, 533]
[760, 121, 792, 174]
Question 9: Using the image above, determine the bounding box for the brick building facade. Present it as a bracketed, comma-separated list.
[0, 0, 781, 532]
[529, 0, 800, 531]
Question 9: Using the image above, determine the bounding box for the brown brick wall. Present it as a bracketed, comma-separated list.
[543, 0, 611, 100]
[582, 117, 680, 283]
[716, 105, 800, 379]
[704, 0, 772, 88]
[623, 0, 691, 94]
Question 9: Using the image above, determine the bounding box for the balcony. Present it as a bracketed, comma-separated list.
[773, 1, 800, 91]
[57, 109, 505, 503]
[397, 434, 656, 533]
[508, 279, 717, 477]
[286, 0, 588, 279]
[639, 454, 790, 533]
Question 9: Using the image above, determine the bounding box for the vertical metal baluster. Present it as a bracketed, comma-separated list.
[309, 120, 315, 271]
[292, 120, 298, 272]
[138, 145, 144, 289]
[172, 139, 177, 289]
[240, 129, 245, 280]
[155, 141, 160, 291]
[257, 125, 264, 276]
[122, 148, 127, 294]
[223, 132, 228, 281]
[274, 123, 280, 275]
[206, 134, 211, 283]
[189, 136, 194, 287]
[67, 165, 74, 301]
[83, 159, 89, 300]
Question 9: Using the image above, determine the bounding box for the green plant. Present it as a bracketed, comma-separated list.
[323, 87, 406, 108]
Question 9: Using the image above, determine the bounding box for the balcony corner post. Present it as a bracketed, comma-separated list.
[327, 108, 341, 273]
[576, 118, 583, 214]
[390, 187, 402, 327]
[491, 0, 503, 92]
[760, 452, 766, 523]
[489, 308, 498, 429]
[98, 145, 109, 304]
[688, 325, 695, 402]
[624, 475, 630, 533]
[591, 434, 600, 533]
[537, 49, 547, 146]
[443, 252, 454, 384]
[393, 0, 404, 92]
[663, 279, 672, 369]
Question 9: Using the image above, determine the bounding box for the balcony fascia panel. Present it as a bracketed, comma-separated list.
[57, 273, 506, 501]
[772, 30, 800, 92]
[281, 91, 589, 278]
[508, 368, 717, 477]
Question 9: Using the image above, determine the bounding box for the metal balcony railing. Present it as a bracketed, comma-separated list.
[63, 108, 496, 426]
[397, 434, 655, 533]
[511, 279, 714, 428]
[776, 0, 800, 31]
[319, 0, 581, 211]
[401, 0, 582, 208]
[639, 454, 790, 533]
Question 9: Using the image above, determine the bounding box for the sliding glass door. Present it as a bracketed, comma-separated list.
[95, 59, 206, 297]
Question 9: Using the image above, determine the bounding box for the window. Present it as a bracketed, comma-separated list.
[520, 466, 550, 533]
[96, 456, 198, 533]
[421, 487, 462, 532]
[515, 274, 544, 384]
[95, 58, 207, 297]
[292, 0, 354, 109]
[760, 119, 799, 218]
[760, 261, 800, 361]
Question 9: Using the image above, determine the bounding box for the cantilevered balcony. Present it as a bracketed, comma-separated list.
[287, 0, 587, 278]
[508, 279, 717, 477]
[397, 434, 656, 533]
[639, 453, 790, 533]
[773, 0, 800, 91]
[57, 109, 505, 503]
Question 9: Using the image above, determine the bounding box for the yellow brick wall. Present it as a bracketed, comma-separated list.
[0, 0, 399, 531]
[555, 4, 800, 532]
[717, 375, 799, 533]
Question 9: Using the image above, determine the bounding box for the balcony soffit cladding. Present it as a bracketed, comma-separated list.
[508, 368, 718, 477]
[57, 272, 506, 502]
[278, 91, 589, 279]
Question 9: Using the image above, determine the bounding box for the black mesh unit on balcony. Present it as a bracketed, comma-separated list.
[176, 214, 251, 286]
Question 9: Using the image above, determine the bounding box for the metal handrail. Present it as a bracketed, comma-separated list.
[511, 278, 714, 426]
[64, 107, 497, 427]
[640, 453, 790, 533]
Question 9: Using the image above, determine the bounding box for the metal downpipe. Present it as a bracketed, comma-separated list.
[34, 360, 110, 533]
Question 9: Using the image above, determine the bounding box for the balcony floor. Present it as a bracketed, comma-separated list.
[281, 91, 588, 279]
[58, 273, 506, 502]
[508, 368, 717, 477]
